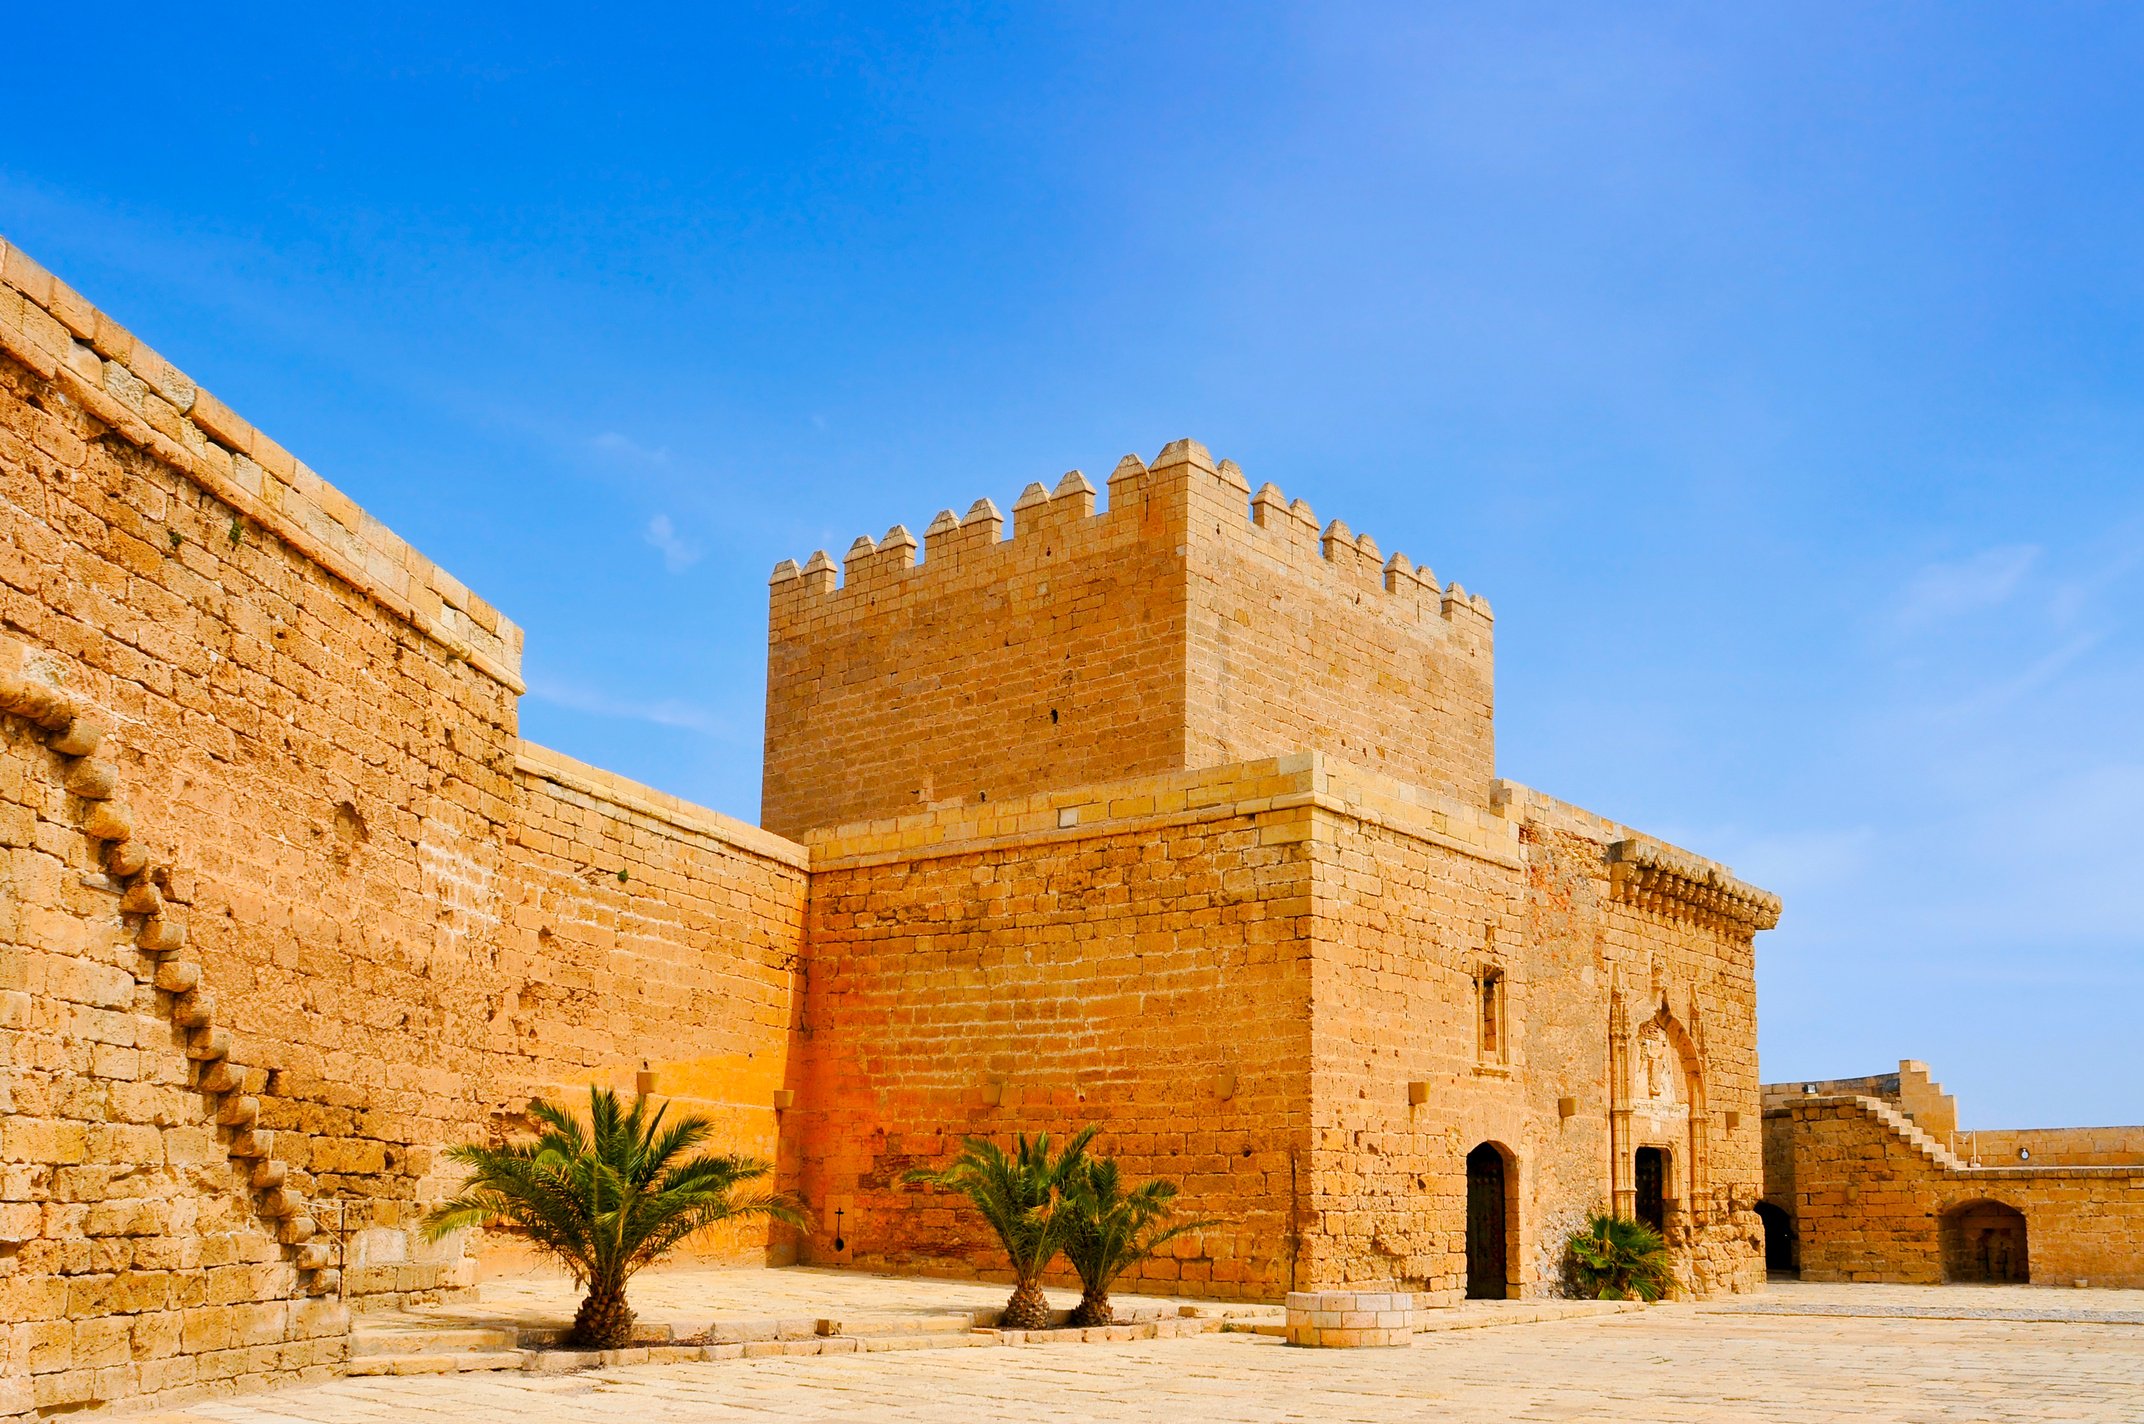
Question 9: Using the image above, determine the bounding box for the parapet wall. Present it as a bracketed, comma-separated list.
[763, 438, 1496, 838]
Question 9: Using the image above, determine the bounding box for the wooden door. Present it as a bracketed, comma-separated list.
[1465, 1145, 1508, 1299]
[1635, 1147, 1665, 1233]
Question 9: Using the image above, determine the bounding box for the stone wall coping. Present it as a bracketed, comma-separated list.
[802, 751, 1525, 872]
[0, 234, 525, 691]
[514, 742, 808, 870]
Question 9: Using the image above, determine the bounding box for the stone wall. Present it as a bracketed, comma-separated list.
[1773, 1096, 2144, 1288]
[762, 440, 1496, 839]
[1182, 451, 1495, 801]
[0, 237, 810, 1417]
[1963, 1127, 2144, 1168]
[1764, 1063, 2144, 1286]
[762, 458, 1194, 839]
[791, 758, 1317, 1301]
[789, 755, 1768, 1303]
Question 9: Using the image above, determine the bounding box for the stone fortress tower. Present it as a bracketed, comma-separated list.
[766, 438, 1781, 1301]
[0, 238, 1781, 1414]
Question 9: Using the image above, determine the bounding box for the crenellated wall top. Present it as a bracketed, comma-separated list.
[768, 437, 1493, 631]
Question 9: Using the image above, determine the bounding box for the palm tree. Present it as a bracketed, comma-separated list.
[423, 1087, 804, 1348]
[904, 1126, 1098, 1329]
[1566, 1211, 1674, 1301]
[1062, 1156, 1215, 1326]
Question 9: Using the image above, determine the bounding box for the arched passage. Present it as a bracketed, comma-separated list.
[1941, 1200, 2028, 1283]
[1465, 1142, 1515, 1299]
[1754, 1201, 1796, 1274]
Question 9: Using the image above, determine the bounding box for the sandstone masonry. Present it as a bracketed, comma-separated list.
[1762, 1060, 2144, 1287]
[1, 236, 1780, 1417]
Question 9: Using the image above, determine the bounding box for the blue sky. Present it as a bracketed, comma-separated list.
[6, 6, 2140, 1126]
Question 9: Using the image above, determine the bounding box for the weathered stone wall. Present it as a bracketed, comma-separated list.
[1773, 1097, 2144, 1288]
[790, 756, 1767, 1303]
[791, 759, 1317, 1301]
[761, 459, 1194, 840]
[1181, 452, 1495, 801]
[762, 440, 1496, 839]
[1298, 774, 1536, 1296]
[1302, 776, 1765, 1300]
[0, 238, 810, 1418]
[0, 678, 350, 1418]
[494, 743, 808, 1261]
[1963, 1126, 2144, 1168]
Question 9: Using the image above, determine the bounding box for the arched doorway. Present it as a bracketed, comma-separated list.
[1941, 1200, 2028, 1283]
[1754, 1201, 1796, 1274]
[1465, 1143, 1511, 1299]
[1634, 1147, 1667, 1233]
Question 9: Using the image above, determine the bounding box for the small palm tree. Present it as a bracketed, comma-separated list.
[905, 1127, 1097, 1329]
[1566, 1211, 1674, 1301]
[423, 1087, 804, 1348]
[1062, 1156, 1215, 1326]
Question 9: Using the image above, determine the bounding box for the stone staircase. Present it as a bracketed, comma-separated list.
[0, 647, 339, 1298]
[1834, 1094, 1967, 1171]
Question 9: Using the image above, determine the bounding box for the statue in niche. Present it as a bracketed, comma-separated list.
[1637, 1024, 1677, 1107]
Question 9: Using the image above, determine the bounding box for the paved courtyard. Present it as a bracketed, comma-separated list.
[128, 1276, 2144, 1424]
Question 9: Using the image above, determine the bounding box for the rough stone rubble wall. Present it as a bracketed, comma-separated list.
[0, 238, 809, 1418]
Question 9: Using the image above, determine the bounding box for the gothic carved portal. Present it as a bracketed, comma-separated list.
[1610, 988, 1708, 1232]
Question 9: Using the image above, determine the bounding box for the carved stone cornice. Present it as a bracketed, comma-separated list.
[1607, 839, 1782, 934]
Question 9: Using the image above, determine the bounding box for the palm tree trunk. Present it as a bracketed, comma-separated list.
[1070, 1289, 1112, 1328]
[1000, 1277, 1052, 1330]
[571, 1273, 637, 1349]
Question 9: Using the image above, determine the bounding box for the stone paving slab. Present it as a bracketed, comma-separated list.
[1702, 1278, 2144, 1326]
[135, 1301, 2144, 1423]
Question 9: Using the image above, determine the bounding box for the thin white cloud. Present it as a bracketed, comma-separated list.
[1889, 544, 2040, 633]
[590, 431, 671, 466]
[1935, 630, 2105, 719]
[643, 513, 701, 572]
[526, 674, 732, 741]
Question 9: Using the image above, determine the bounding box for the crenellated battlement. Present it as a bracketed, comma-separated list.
[769, 439, 1491, 635]
[762, 437, 1499, 838]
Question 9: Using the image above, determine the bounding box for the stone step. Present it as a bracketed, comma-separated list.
[351, 1328, 519, 1358]
[344, 1351, 525, 1376]
[805, 1311, 991, 1337]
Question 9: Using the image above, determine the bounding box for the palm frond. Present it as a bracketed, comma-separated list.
[1060, 1149, 1216, 1299]
[423, 1087, 806, 1296]
[1566, 1211, 1674, 1301]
